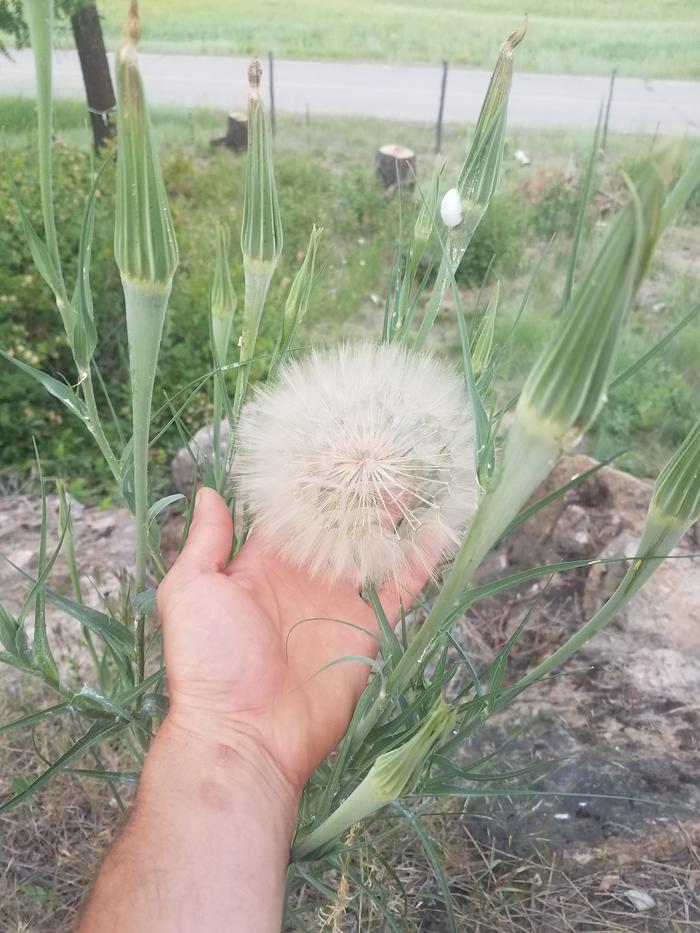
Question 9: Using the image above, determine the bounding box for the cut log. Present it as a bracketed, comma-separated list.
[211, 111, 249, 151]
[70, 4, 116, 153]
[376, 144, 416, 190]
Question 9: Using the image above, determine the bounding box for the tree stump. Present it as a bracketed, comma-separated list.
[211, 112, 248, 151]
[376, 144, 416, 190]
[70, 4, 116, 153]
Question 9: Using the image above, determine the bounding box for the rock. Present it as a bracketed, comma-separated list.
[171, 420, 230, 493]
[454, 454, 700, 872]
[0, 495, 135, 676]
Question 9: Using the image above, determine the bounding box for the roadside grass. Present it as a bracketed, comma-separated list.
[0, 97, 698, 497]
[66, 0, 700, 80]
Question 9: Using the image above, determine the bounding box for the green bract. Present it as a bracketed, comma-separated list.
[240, 60, 283, 268]
[518, 157, 668, 446]
[650, 419, 700, 528]
[294, 700, 455, 858]
[114, 4, 178, 288]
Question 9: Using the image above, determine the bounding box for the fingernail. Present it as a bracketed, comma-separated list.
[195, 488, 203, 508]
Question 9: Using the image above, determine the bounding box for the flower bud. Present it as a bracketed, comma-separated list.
[114, 1, 178, 288]
[650, 419, 700, 529]
[210, 224, 237, 365]
[517, 157, 667, 446]
[240, 59, 283, 268]
[294, 699, 455, 858]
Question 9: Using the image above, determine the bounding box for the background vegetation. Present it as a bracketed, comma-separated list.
[75, 0, 700, 79]
[1, 98, 698, 499]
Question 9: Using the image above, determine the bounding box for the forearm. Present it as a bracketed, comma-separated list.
[79, 720, 298, 933]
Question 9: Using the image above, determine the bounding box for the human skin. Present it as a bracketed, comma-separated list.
[79, 487, 426, 932]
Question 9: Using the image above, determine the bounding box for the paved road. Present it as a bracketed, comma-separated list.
[2, 49, 699, 136]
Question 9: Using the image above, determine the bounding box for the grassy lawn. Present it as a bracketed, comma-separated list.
[87, 0, 700, 79]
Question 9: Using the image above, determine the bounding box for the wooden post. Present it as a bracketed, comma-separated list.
[70, 3, 116, 152]
[268, 50, 276, 135]
[211, 111, 248, 150]
[376, 144, 416, 190]
[436, 59, 448, 154]
[602, 68, 617, 152]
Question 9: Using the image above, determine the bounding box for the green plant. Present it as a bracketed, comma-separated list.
[2, 6, 700, 930]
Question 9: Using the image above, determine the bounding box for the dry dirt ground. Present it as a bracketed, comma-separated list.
[1, 456, 699, 931]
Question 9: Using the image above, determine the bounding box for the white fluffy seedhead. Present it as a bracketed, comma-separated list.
[233, 342, 477, 588]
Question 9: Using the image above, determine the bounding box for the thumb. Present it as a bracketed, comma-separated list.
[175, 487, 234, 574]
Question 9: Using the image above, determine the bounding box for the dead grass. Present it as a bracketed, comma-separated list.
[2, 676, 699, 931]
[0, 681, 131, 933]
[285, 805, 700, 931]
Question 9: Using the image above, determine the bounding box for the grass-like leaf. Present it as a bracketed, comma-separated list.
[0, 718, 128, 815]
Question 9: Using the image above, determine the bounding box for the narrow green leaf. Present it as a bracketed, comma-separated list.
[0, 719, 127, 815]
[367, 585, 403, 670]
[609, 302, 700, 391]
[0, 350, 87, 422]
[66, 767, 139, 787]
[2, 556, 134, 657]
[499, 451, 625, 543]
[71, 157, 113, 373]
[0, 602, 19, 655]
[0, 702, 71, 736]
[393, 802, 457, 933]
[563, 113, 602, 311]
[472, 281, 500, 379]
[31, 447, 60, 688]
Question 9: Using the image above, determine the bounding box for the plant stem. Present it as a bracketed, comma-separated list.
[123, 279, 170, 681]
[82, 371, 121, 483]
[345, 420, 559, 753]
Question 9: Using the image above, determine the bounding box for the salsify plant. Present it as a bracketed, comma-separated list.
[2, 1, 700, 928]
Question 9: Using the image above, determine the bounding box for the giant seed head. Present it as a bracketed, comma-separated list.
[233, 342, 477, 587]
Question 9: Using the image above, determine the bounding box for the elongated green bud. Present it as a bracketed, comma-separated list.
[241, 59, 283, 268]
[294, 700, 455, 859]
[114, 1, 178, 288]
[457, 22, 526, 215]
[210, 224, 237, 365]
[283, 224, 321, 336]
[414, 24, 524, 347]
[518, 157, 668, 447]
[234, 59, 284, 414]
[650, 419, 700, 528]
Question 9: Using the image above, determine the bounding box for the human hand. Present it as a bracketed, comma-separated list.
[156, 488, 427, 796]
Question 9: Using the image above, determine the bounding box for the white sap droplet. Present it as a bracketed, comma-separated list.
[440, 188, 463, 229]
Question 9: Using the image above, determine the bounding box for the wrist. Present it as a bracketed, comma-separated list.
[150, 716, 299, 837]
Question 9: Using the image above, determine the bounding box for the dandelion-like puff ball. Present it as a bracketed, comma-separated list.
[234, 342, 477, 588]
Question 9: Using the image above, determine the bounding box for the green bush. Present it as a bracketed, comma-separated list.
[0, 143, 394, 499]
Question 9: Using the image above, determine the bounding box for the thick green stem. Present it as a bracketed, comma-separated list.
[123, 278, 170, 680]
[24, 0, 64, 294]
[389, 419, 559, 696]
[345, 419, 560, 754]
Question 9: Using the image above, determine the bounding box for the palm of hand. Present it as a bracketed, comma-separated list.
[157, 489, 423, 791]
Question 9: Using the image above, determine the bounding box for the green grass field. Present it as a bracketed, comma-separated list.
[87, 0, 700, 79]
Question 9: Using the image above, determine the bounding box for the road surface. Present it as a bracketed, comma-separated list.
[1, 49, 699, 136]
